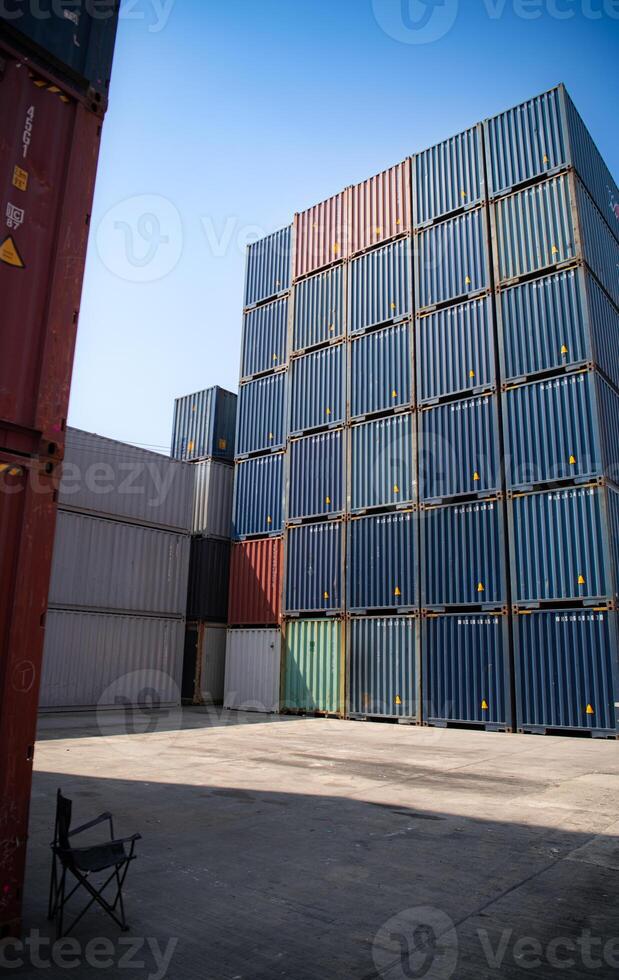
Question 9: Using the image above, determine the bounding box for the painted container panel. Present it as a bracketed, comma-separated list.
[289, 344, 345, 434]
[236, 372, 286, 456]
[350, 322, 413, 419]
[350, 413, 416, 512]
[228, 538, 282, 626]
[284, 521, 343, 613]
[232, 453, 283, 539]
[171, 386, 237, 462]
[224, 628, 281, 713]
[294, 192, 349, 279]
[198, 626, 227, 705]
[416, 207, 489, 311]
[563, 87, 619, 243]
[348, 512, 418, 612]
[39, 610, 184, 710]
[192, 460, 233, 539]
[244, 226, 291, 308]
[419, 394, 501, 501]
[423, 614, 511, 726]
[283, 619, 343, 714]
[348, 617, 418, 719]
[186, 537, 230, 622]
[515, 609, 618, 733]
[417, 296, 495, 405]
[413, 125, 484, 227]
[240, 297, 288, 379]
[350, 160, 411, 255]
[293, 265, 345, 352]
[574, 177, 619, 310]
[422, 499, 506, 608]
[349, 238, 412, 334]
[288, 430, 345, 520]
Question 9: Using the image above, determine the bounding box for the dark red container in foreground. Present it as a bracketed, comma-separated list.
[228, 538, 283, 626]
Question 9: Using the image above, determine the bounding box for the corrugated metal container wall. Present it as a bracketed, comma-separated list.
[284, 521, 343, 613]
[348, 238, 412, 335]
[224, 628, 281, 713]
[416, 207, 489, 311]
[423, 614, 511, 727]
[192, 460, 233, 538]
[49, 511, 190, 616]
[510, 485, 618, 604]
[232, 453, 283, 538]
[289, 344, 346, 434]
[283, 619, 343, 714]
[171, 386, 237, 462]
[348, 617, 418, 720]
[350, 413, 416, 512]
[419, 395, 501, 501]
[350, 322, 413, 419]
[244, 226, 291, 308]
[236, 373, 286, 456]
[422, 499, 507, 608]
[198, 626, 227, 704]
[288, 430, 345, 520]
[39, 610, 184, 710]
[228, 538, 282, 626]
[417, 297, 495, 405]
[186, 537, 230, 622]
[349, 161, 412, 255]
[240, 297, 288, 379]
[413, 125, 484, 227]
[573, 177, 619, 310]
[293, 265, 345, 352]
[293, 192, 349, 280]
[514, 609, 619, 733]
[59, 429, 193, 531]
[348, 512, 418, 612]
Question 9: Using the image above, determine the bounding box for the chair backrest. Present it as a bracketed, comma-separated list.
[54, 789, 73, 851]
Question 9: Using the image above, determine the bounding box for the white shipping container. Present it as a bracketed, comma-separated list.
[192, 460, 234, 538]
[224, 629, 281, 713]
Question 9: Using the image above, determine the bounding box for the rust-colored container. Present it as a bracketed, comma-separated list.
[293, 191, 350, 280]
[349, 160, 411, 256]
[228, 537, 283, 626]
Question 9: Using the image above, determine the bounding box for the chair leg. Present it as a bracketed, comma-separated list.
[60, 865, 131, 938]
[114, 865, 128, 930]
[48, 853, 58, 920]
[56, 868, 67, 940]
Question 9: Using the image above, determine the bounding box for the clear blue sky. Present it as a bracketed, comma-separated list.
[69, 0, 619, 453]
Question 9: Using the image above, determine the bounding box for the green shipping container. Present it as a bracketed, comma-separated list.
[283, 620, 343, 715]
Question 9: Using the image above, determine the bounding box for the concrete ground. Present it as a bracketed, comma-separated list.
[9, 708, 619, 978]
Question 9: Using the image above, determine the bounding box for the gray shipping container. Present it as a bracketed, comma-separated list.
[244, 226, 291, 308]
[224, 628, 281, 714]
[192, 459, 234, 538]
[350, 322, 413, 420]
[240, 297, 288, 379]
[287, 430, 345, 521]
[293, 265, 345, 353]
[348, 511, 418, 612]
[348, 238, 412, 335]
[236, 372, 287, 457]
[417, 296, 495, 405]
[413, 124, 485, 228]
[350, 412, 416, 512]
[289, 344, 346, 435]
[415, 206, 490, 312]
[348, 616, 419, 721]
[232, 453, 284, 539]
[284, 521, 344, 614]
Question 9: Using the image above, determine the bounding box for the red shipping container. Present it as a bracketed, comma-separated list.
[228, 538, 283, 626]
[293, 191, 350, 281]
[349, 160, 412, 256]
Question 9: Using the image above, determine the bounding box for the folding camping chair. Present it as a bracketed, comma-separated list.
[48, 789, 141, 937]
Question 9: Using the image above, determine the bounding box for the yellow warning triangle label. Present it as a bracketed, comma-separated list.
[578, 574, 585, 585]
[543, 154, 549, 164]
[0, 236, 25, 269]
[395, 695, 402, 705]
[569, 455, 576, 465]
[272, 354, 278, 361]
[473, 471, 480, 482]
[268, 432, 274, 440]
[325, 407, 331, 415]
[394, 586, 401, 597]
[551, 244, 559, 255]
[375, 226, 382, 235]
[393, 484, 400, 494]
[586, 704, 594, 715]
[392, 389, 398, 398]
[481, 699, 489, 710]
[328, 323, 335, 332]
[391, 302, 396, 310]
[469, 370, 475, 379]
[323, 591, 329, 600]
[465, 275, 472, 285]
[333, 242, 340, 254]
[266, 515, 272, 524]
[561, 345, 569, 354]
[477, 582, 485, 593]
[461, 189, 467, 199]
[325, 496, 331, 505]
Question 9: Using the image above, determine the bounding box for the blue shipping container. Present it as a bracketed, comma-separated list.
[287, 430, 345, 520]
[413, 125, 484, 228]
[244, 226, 291, 308]
[350, 322, 413, 419]
[348, 511, 418, 612]
[232, 453, 283, 539]
[171, 386, 237, 462]
[348, 617, 418, 720]
[236, 373, 286, 457]
[350, 413, 416, 512]
[289, 344, 346, 434]
[417, 296, 495, 405]
[284, 521, 343, 613]
[293, 265, 345, 352]
[240, 297, 288, 379]
[348, 238, 412, 335]
[415, 207, 489, 311]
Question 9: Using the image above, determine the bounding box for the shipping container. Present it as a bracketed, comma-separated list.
[232, 453, 283, 539]
[413, 125, 485, 228]
[514, 609, 619, 735]
[49, 511, 190, 617]
[423, 613, 512, 728]
[0, 48, 105, 458]
[348, 616, 419, 720]
[287, 430, 345, 521]
[284, 521, 343, 614]
[240, 297, 288, 379]
[59, 429, 194, 532]
[349, 160, 411, 255]
[509, 483, 619, 606]
[293, 265, 345, 353]
[417, 297, 495, 405]
[282, 619, 343, 714]
[348, 512, 418, 612]
[197, 625, 227, 705]
[171, 386, 237, 462]
[350, 322, 413, 419]
[192, 459, 233, 539]
[294, 192, 349, 280]
[224, 628, 281, 713]
[348, 238, 412, 335]
[422, 498, 507, 609]
[415, 206, 490, 312]
[504, 369, 619, 490]
[228, 538, 283, 626]
[350, 412, 416, 512]
[186, 537, 231, 622]
[499, 266, 619, 388]
[244, 226, 291, 308]
[289, 344, 346, 434]
[39, 610, 184, 710]
[419, 394, 501, 502]
[236, 372, 286, 457]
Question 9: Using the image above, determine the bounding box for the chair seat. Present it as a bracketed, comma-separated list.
[70, 841, 128, 873]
